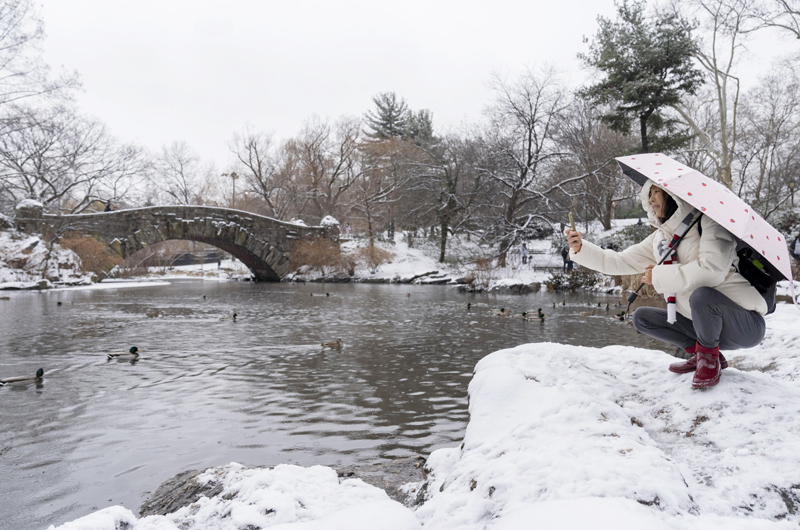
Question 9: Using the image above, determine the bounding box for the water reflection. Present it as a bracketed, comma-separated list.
[0, 281, 669, 528]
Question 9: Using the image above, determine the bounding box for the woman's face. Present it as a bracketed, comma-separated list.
[649, 187, 666, 218]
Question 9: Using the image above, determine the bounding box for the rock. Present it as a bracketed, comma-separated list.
[337, 456, 427, 507]
[139, 468, 223, 517]
[139, 457, 428, 517]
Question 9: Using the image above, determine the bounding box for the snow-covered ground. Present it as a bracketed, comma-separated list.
[49, 301, 800, 530]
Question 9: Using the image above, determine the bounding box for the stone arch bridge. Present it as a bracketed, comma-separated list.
[14, 203, 339, 281]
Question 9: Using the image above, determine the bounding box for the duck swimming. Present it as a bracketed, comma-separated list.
[108, 347, 140, 360]
[1, 368, 44, 386]
[321, 338, 343, 349]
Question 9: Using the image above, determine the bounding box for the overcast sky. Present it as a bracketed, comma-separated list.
[39, 1, 792, 170]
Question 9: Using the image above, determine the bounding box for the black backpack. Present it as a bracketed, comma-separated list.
[698, 220, 778, 314]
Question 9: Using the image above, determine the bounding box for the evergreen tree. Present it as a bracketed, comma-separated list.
[579, 0, 703, 153]
[363, 92, 409, 139]
[404, 109, 435, 145]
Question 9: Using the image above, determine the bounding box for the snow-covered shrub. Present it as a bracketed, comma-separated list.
[597, 222, 653, 251]
[546, 269, 599, 291]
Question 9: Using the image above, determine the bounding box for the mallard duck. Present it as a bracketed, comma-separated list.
[493, 307, 508, 316]
[1, 368, 44, 386]
[57, 301, 62, 306]
[220, 312, 238, 321]
[146, 309, 161, 318]
[537, 308, 545, 321]
[605, 304, 610, 311]
[322, 338, 343, 349]
[580, 310, 596, 317]
[552, 302, 556, 309]
[108, 347, 140, 360]
[512, 311, 528, 319]
[561, 300, 566, 306]
[614, 311, 626, 322]
[467, 302, 472, 311]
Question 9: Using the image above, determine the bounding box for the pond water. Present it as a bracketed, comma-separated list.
[0, 280, 670, 529]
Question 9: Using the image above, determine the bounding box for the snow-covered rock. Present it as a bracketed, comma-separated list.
[415, 304, 800, 529]
[320, 215, 340, 227]
[48, 463, 421, 530]
[0, 230, 90, 287]
[289, 218, 308, 226]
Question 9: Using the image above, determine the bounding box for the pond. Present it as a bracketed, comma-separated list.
[0, 280, 670, 529]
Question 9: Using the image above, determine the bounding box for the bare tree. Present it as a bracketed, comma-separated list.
[407, 134, 486, 262]
[0, 0, 79, 110]
[0, 105, 146, 213]
[294, 116, 363, 220]
[152, 141, 212, 205]
[230, 126, 316, 220]
[669, 0, 759, 188]
[751, 0, 800, 38]
[481, 67, 570, 266]
[351, 138, 413, 243]
[735, 67, 800, 217]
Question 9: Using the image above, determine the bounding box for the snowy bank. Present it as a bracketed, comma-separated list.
[415, 303, 800, 529]
[0, 230, 90, 288]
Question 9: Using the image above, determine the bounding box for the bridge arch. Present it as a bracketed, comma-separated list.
[14, 203, 339, 281]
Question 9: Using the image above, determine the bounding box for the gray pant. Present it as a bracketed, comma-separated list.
[632, 286, 765, 351]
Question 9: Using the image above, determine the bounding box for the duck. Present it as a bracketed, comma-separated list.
[537, 308, 545, 321]
[605, 304, 610, 311]
[220, 312, 238, 322]
[108, 347, 140, 360]
[321, 338, 343, 349]
[580, 310, 596, 317]
[561, 300, 566, 306]
[467, 302, 472, 311]
[614, 311, 626, 322]
[146, 309, 161, 318]
[57, 301, 62, 306]
[1, 368, 44, 386]
[493, 307, 509, 316]
[511, 311, 528, 319]
[552, 302, 556, 309]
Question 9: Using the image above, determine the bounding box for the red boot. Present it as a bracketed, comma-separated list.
[669, 344, 728, 374]
[692, 342, 721, 389]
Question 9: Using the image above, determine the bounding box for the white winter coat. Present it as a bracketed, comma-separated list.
[569, 181, 767, 320]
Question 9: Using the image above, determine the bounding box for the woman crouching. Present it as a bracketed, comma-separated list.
[565, 181, 767, 389]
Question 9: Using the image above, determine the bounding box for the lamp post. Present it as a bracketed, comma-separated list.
[789, 180, 796, 207]
[222, 172, 239, 208]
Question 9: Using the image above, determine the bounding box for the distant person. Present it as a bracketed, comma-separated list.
[561, 246, 570, 272]
[217, 259, 221, 270]
[104, 201, 112, 212]
[521, 243, 529, 265]
[345, 222, 352, 237]
[637, 217, 643, 225]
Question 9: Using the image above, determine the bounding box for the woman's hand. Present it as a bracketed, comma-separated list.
[642, 265, 654, 285]
[565, 229, 582, 253]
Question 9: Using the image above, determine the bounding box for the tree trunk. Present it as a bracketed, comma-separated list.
[438, 220, 449, 263]
[640, 114, 649, 153]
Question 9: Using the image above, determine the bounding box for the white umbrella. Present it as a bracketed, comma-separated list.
[616, 153, 798, 306]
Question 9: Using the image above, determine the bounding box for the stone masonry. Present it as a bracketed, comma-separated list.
[14, 204, 339, 281]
